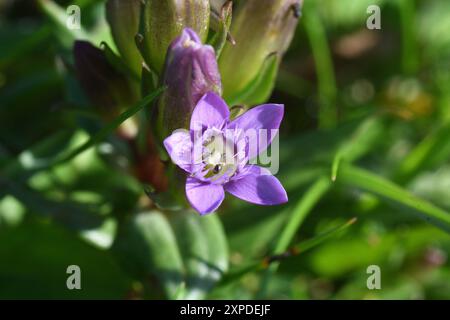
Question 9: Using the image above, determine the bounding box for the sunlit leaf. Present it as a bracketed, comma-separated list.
[337, 163, 450, 233]
[113, 210, 228, 299]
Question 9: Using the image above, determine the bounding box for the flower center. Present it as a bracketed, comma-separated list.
[202, 132, 238, 182]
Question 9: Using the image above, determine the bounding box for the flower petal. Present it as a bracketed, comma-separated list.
[190, 92, 229, 131]
[182, 27, 202, 44]
[224, 165, 288, 205]
[228, 104, 284, 159]
[186, 177, 225, 214]
[163, 129, 192, 172]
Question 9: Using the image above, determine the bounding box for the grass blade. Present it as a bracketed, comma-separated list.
[396, 121, 450, 181]
[218, 218, 356, 287]
[259, 176, 331, 296]
[338, 163, 450, 233]
[2, 87, 164, 178]
[273, 176, 331, 254]
[54, 87, 164, 166]
[303, 0, 338, 128]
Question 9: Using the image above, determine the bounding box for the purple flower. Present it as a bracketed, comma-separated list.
[164, 92, 288, 215]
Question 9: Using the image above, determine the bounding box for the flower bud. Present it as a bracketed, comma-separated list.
[156, 28, 222, 138]
[219, 0, 301, 103]
[136, 0, 210, 76]
[106, 0, 142, 77]
[73, 41, 136, 119]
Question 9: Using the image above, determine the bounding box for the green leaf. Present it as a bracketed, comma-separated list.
[337, 163, 450, 233]
[112, 211, 185, 299]
[2, 179, 105, 231]
[1, 130, 75, 179]
[0, 219, 131, 299]
[113, 210, 229, 299]
[396, 121, 450, 181]
[303, 0, 338, 128]
[290, 217, 357, 254]
[170, 211, 228, 299]
[331, 116, 385, 181]
[0, 25, 52, 69]
[226, 53, 279, 107]
[197, 213, 229, 279]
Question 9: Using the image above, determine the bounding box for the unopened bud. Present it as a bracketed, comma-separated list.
[219, 0, 301, 103]
[106, 0, 142, 77]
[73, 41, 136, 118]
[156, 28, 222, 138]
[136, 0, 210, 76]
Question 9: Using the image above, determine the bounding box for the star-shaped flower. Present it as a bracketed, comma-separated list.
[164, 92, 288, 214]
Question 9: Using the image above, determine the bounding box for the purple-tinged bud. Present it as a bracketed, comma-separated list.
[136, 0, 210, 76]
[219, 0, 301, 103]
[73, 41, 136, 119]
[156, 28, 222, 138]
[106, 0, 142, 77]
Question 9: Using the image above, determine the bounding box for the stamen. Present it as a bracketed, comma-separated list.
[213, 164, 222, 174]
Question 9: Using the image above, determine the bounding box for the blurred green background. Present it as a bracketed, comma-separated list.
[1, 0, 450, 299]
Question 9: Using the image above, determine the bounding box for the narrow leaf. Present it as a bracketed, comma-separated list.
[219, 218, 356, 287]
[273, 176, 331, 254]
[56, 88, 163, 166]
[338, 163, 450, 233]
